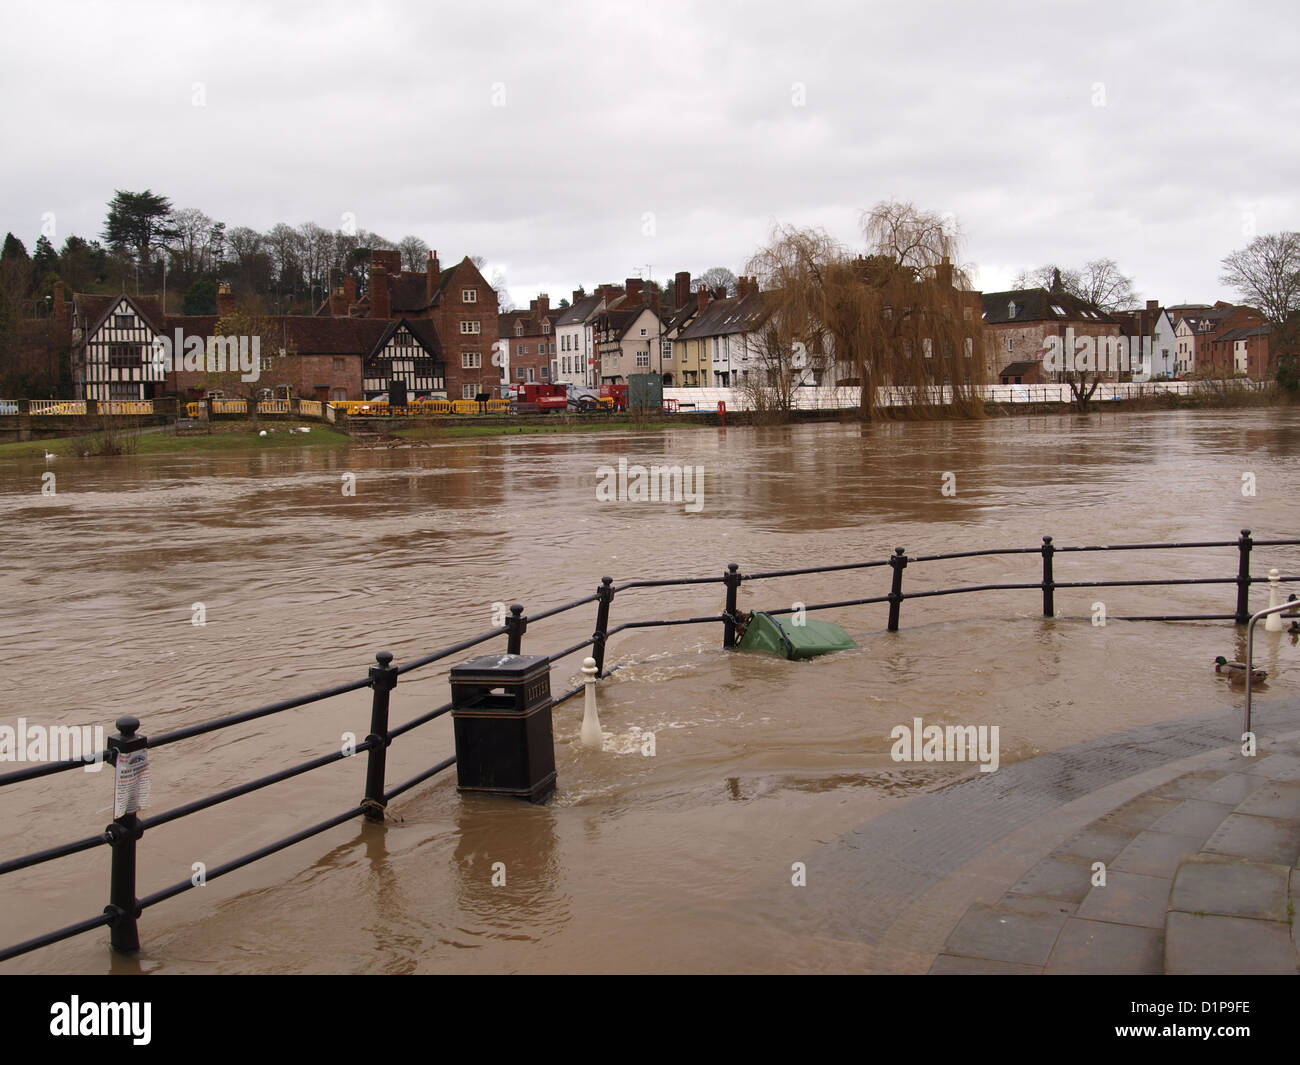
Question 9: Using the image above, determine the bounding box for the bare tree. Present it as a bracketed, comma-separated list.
[699, 266, 738, 296]
[1013, 259, 1137, 312]
[297, 222, 334, 309]
[1219, 233, 1300, 328]
[862, 200, 967, 282]
[1221, 232, 1300, 389]
[398, 235, 430, 272]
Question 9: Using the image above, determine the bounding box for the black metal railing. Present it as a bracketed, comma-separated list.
[2, 528, 1296, 964]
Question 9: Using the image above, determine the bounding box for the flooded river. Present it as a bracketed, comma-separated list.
[1, 408, 1298, 973]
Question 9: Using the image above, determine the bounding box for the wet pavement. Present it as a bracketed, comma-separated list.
[754, 698, 1300, 974]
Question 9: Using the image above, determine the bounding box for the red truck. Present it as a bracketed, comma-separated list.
[509, 382, 569, 413]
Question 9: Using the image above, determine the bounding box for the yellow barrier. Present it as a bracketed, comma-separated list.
[186, 402, 200, 417]
[256, 400, 290, 414]
[297, 400, 323, 417]
[484, 398, 512, 413]
[31, 400, 87, 415]
[212, 400, 248, 414]
[99, 401, 154, 415]
[451, 399, 482, 414]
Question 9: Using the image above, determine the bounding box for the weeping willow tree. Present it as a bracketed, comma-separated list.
[745, 202, 988, 420]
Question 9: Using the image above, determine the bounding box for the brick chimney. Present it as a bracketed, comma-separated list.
[329, 281, 348, 317]
[625, 278, 644, 305]
[371, 249, 401, 276]
[537, 293, 549, 315]
[935, 256, 953, 289]
[697, 285, 709, 313]
[370, 265, 390, 319]
[573, 289, 583, 305]
[216, 281, 235, 317]
[713, 285, 727, 300]
[674, 271, 691, 309]
[426, 250, 439, 303]
[345, 276, 357, 307]
[1146, 299, 1159, 313]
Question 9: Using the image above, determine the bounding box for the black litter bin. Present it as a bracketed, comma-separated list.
[449, 653, 556, 802]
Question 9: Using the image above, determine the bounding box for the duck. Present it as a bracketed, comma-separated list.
[1214, 656, 1267, 683]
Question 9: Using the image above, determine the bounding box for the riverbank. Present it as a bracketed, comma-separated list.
[0, 421, 352, 459]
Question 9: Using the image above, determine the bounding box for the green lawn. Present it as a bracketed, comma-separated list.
[0, 422, 353, 458]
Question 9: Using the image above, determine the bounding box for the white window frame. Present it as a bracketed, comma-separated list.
[463, 289, 477, 303]
[460, 320, 481, 334]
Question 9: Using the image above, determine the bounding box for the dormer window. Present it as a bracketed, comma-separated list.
[515, 324, 523, 336]
[1008, 301, 1017, 318]
[542, 322, 550, 334]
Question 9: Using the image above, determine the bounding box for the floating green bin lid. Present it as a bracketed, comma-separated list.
[736, 611, 857, 660]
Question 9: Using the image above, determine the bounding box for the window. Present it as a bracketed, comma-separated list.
[1007, 338, 1014, 352]
[527, 367, 536, 383]
[639, 328, 647, 336]
[461, 321, 480, 334]
[542, 322, 550, 334]
[113, 314, 132, 331]
[462, 384, 477, 399]
[462, 289, 477, 303]
[1008, 301, 1017, 318]
[636, 350, 649, 367]
[333, 357, 345, 371]
[331, 388, 347, 401]
[964, 338, 973, 358]
[661, 340, 672, 358]
[541, 365, 550, 380]
[462, 352, 481, 368]
[108, 345, 137, 370]
[516, 368, 527, 380]
[923, 338, 933, 358]
[515, 324, 523, 336]
[962, 306, 972, 321]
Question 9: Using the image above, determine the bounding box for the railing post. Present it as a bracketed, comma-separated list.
[363, 651, 397, 823]
[104, 715, 146, 954]
[722, 562, 742, 648]
[1041, 535, 1055, 617]
[887, 547, 908, 632]
[592, 577, 615, 675]
[506, 603, 526, 654]
[1235, 528, 1253, 624]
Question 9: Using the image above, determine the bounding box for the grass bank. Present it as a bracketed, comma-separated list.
[0, 421, 352, 458]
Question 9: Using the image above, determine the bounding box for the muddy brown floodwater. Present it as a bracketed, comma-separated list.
[1, 408, 1298, 973]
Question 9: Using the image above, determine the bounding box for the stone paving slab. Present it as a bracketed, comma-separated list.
[1204, 813, 1300, 863]
[1149, 798, 1236, 837]
[1113, 830, 1211, 878]
[1075, 870, 1171, 929]
[943, 904, 1067, 968]
[1044, 917, 1164, 975]
[1164, 912, 1298, 975]
[1237, 781, 1300, 818]
[1169, 856, 1290, 921]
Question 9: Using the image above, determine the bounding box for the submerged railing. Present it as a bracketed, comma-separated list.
[1, 528, 1296, 964]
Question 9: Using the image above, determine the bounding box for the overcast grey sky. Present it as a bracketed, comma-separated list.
[3, 0, 1297, 308]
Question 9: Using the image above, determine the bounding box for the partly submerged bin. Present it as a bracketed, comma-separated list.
[736, 611, 857, 660]
[450, 653, 556, 803]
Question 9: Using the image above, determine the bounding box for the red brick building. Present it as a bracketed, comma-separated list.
[499, 295, 561, 388]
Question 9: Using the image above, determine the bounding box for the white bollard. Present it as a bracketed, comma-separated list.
[580, 657, 603, 749]
[1266, 569, 1283, 631]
